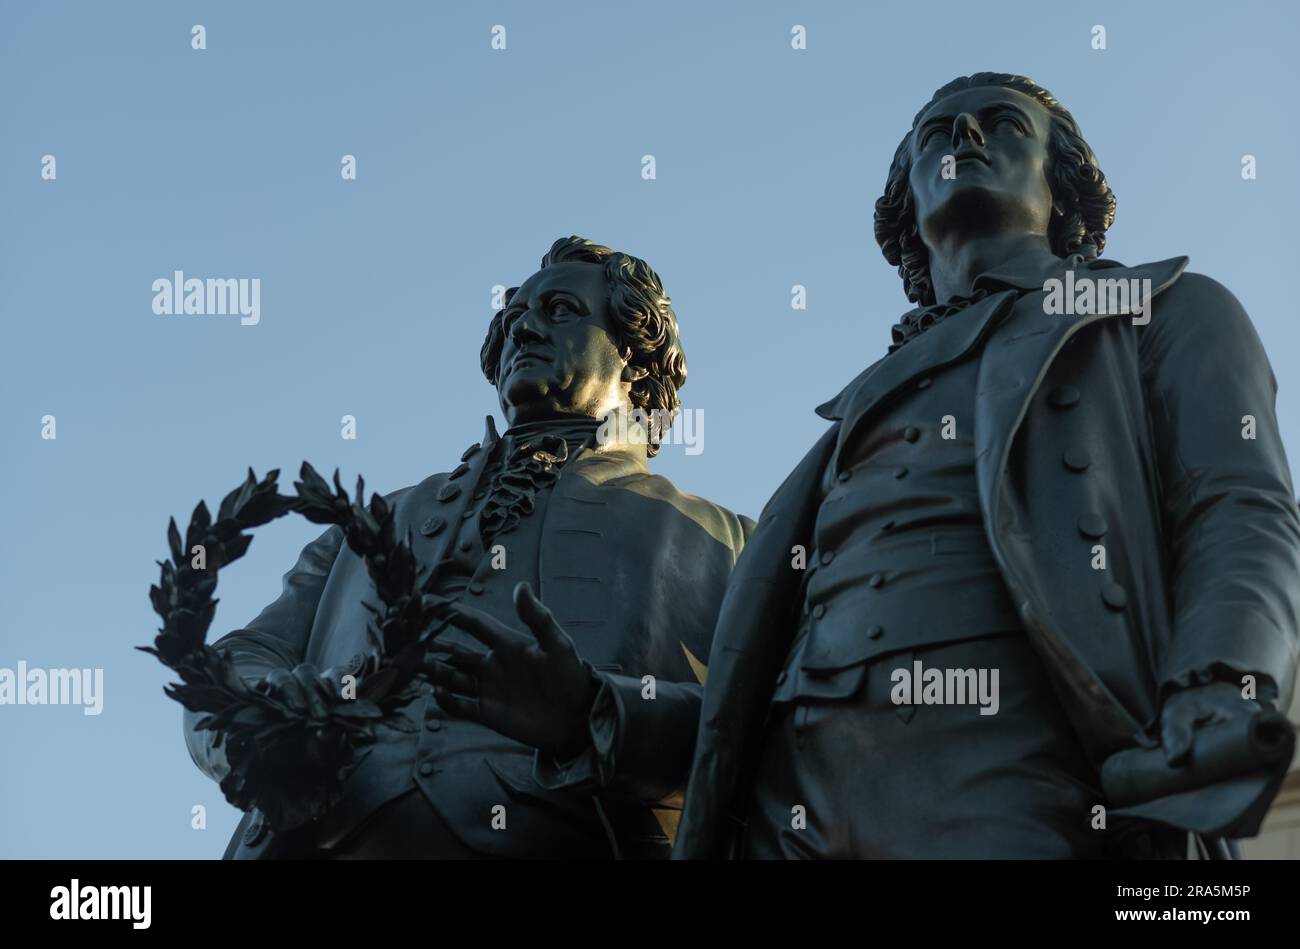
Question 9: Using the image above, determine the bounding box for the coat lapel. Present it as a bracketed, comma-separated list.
[975, 257, 1191, 526]
[821, 289, 1020, 461]
[974, 256, 1191, 752]
[675, 425, 838, 858]
[407, 416, 500, 574]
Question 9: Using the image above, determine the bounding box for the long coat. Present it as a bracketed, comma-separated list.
[184, 421, 752, 859]
[674, 257, 1300, 858]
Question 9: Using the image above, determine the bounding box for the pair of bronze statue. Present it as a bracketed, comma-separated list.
[182, 74, 1300, 859]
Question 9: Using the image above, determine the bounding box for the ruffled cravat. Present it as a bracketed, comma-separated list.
[478, 417, 600, 544]
[888, 287, 992, 354]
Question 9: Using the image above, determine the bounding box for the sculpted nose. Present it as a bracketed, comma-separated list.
[952, 112, 985, 149]
[509, 310, 545, 345]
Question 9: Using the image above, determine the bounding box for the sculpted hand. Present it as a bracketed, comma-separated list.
[423, 582, 600, 759]
[1158, 681, 1259, 767]
[214, 661, 366, 829]
[245, 663, 355, 764]
[256, 663, 341, 714]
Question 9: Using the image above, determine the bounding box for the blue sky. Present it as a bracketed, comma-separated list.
[2, 0, 1297, 856]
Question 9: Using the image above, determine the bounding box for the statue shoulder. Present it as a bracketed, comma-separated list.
[611, 471, 753, 553]
[1090, 254, 1189, 295]
[1124, 263, 1275, 388]
[371, 476, 437, 516]
[1136, 265, 1257, 343]
[1152, 268, 1247, 316]
[1088, 256, 1259, 345]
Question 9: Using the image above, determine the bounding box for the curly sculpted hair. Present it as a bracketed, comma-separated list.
[480, 236, 686, 456]
[874, 73, 1117, 306]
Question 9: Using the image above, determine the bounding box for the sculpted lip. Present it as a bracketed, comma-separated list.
[509, 351, 551, 372]
[954, 147, 991, 166]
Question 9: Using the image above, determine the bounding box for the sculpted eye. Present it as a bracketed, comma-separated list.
[995, 115, 1026, 133]
[549, 299, 575, 317]
[919, 127, 946, 148]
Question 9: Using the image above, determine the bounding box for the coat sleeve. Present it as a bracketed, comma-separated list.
[1140, 271, 1300, 708]
[674, 428, 838, 858]
[533, 674, 707, 803]
[182, 525, 346, 783]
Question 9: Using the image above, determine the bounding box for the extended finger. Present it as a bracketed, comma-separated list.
[445, 601, 532, 651]
[438, 642, 487, 673]
[293, 664, 330, 718]
[513, 582, 571, 653]
[265, 667, 308, 710]
[421, 659, 479, 697]
[262, 667, 293, 696]
[318, 665, 353, 698]
[432, 688, 480, 722]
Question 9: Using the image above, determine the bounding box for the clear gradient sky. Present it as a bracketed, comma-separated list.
[2, 0, 1298, 857]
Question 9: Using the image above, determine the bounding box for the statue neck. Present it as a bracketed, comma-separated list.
[926, 232, 1055, 304]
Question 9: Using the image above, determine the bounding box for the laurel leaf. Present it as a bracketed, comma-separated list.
[193, 499, 211, 532]
[167, 517, 183, 565]
[146, 459, 451, 831]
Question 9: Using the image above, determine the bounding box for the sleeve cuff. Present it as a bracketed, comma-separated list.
[533, 673, 620, 791]
[1160, 661, 1279, 707]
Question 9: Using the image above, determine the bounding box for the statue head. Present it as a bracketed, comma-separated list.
[480, 236, 686, 454]
[874, 73, 1116, 306]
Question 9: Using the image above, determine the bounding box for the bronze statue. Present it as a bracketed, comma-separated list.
[183, 236, 752, 858]
[674, 74, 1300, 859]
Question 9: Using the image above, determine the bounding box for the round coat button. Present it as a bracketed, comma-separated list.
[425, 718, 442, 732]
[812, 604, 827, 619]
[903, 426, 921, 443]
[1101, 583, 1129, 611]
[1063, 448, 1091, 472]
[867, 625, 884, 640]
[893, 466, 908, 479]
[837, 471, 851, 483]
[1048, 385, 1080, 409]
[821, 551, 835, 566]
[461, 444, 480, 462]
[418, 762, 436, 777]
[421, 517, 445, 537]
[438, 484, 462, 502]
[917, 378, 933, 390]
[457, 539, 473, 552]
[469, 582, 485, 595]
[1077, 514, 1108, 538]
[869, 573, 885, 588]
[449, 463, 470, 480]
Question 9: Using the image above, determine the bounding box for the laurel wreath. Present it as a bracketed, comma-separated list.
[140, 463, 451, 832]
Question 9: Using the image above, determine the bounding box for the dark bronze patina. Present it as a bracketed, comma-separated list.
[183, 237, 752, 859]
[675, 74, 1299, 859]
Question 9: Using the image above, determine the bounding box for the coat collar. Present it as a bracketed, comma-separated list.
[484, 410, 652, 487]
[970, 254, 1190, 755]
[480, 414, 500, 449]
[970, 247, 1074, 294]
[814, 252, 1170, 425]
[815, 287, 1020, 423]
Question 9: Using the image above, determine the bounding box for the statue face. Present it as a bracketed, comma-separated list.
[907, 84, 1055, 248]
[495, 261, 630, 425]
